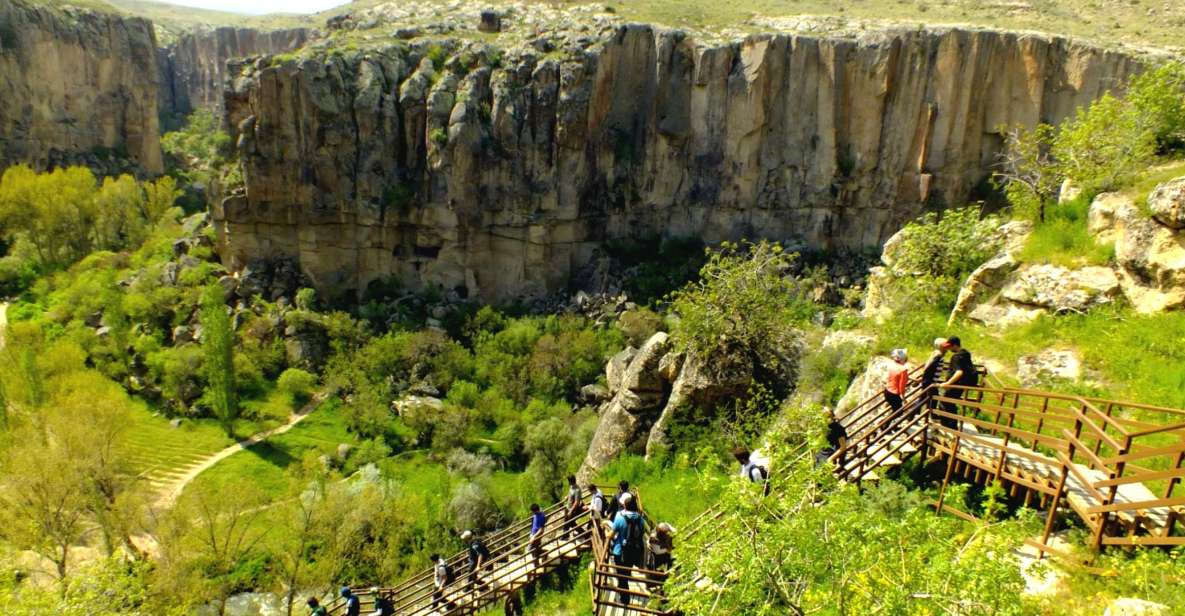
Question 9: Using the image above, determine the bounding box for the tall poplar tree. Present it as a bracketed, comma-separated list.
[200, 283, 237, 436]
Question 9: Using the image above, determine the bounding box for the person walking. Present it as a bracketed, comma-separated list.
[563, 475, 584, 540]
[648, 522, 675, 572]
[461, 530, 489, 595]
[369, 589, 394, 616]
[606, 480, 631, 519]
[340, 587, 361, 616]
[431, 554, 453, 612]
[528, 503, 547, 567]
[306, 597, 328, 616]
[938, 336, 978, 428]
[884, 349, 909, 413]
[920, 337, 948, 409]
[733, 449, 769, 495]
[817, 407, 849, 466]
[608, 493, 647, 606]
[589, 484, 607, 520]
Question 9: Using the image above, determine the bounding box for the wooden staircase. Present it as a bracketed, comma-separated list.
[328, 367, 1185, 615]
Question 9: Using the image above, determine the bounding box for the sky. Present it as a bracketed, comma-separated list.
[161, 0, 351, 15]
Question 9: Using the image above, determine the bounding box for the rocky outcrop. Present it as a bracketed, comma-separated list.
[159, 26, 314, 119]
[0, 0, 162, 173]
[218, 24, 1142, 302]
[1090, 187, 1185, 313]
[1148, 176, 1185, 230]
[835, 356, 896, 417]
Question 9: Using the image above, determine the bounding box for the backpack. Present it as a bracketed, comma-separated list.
[622, 513, 645, 559]
[745, 462, 768, 483]
[437, 561, 455, 586]
[591, 492, 605, 515]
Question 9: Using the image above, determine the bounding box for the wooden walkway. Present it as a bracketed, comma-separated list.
[329, 368, 1185, 616]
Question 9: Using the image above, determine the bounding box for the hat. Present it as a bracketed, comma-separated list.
[657, 522, 675, 534]
[461, 530, 474, 541]
[620, 492, 634, 505]
[890, 348, 907, 362]
[933, 337, 947, 350]
[340, 586, 351, 597]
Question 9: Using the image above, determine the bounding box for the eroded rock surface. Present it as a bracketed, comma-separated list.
[217, 24, 1141, 301]
[0, 0, 162, 173]
[1091, 187, 1185, 313]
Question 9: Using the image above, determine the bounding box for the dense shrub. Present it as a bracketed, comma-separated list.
[277, 368, 317, 403]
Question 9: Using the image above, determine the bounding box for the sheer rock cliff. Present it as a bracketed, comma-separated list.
[218, 24, 1144, 302]
[0, 0, 162, 173]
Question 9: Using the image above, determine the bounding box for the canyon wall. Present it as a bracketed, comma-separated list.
[159, 26, 313, 119]
[219, 25, 1144, 302]
[0, 0, 162, 173]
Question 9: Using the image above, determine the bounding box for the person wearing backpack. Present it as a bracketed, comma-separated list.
[562, 475, 584, 541]
[608, 493, 647, 606]
[461, 530, 490, 595]
[938, 337, 978, 428]
[369, 589, 394, 616]
[431, 554, 453, 611]
[306, 597, 328, 616]
[733, 449, 770, 495]
[340, 587, 361, 616]
[588, 484, 607, 520]
[606, 480, 631, 520]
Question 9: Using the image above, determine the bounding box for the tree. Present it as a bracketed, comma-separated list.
[524, 417, 573, 502]
[993, 123, 1061, 222]
[200, 283, 238, 436]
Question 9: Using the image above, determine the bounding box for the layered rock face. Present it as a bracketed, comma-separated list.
[0, 0, 162, 173]
[219, 24, 1142, 302]
[159, 26, 313, 118]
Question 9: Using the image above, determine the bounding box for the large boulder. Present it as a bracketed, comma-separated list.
[577, 333, 671, 483]
[645, 351, 753, 459]
[1148, 176, 1185, 229]
[999, 264, 1121, 313]
[948, 221, 1033, 323]
[1091, 190, 1185, 314]
[605, 346, 638, 394]
[835, 356, 898, 417]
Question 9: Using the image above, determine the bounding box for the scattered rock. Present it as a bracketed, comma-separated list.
[478, 10, 502, 33]
[172, 325, 194, 344]
[1103, 598, 1170, 616]
[999, 264, 1121, 313]
[169, 418, 183, 429]
[408, 382, 441, 397]
[580, 383, 610, 404]
[95, 326, 111, 338]
[1092, 193, 1185, 314]
[336, 443, 352, 460]
[1017, 349, 1082, 388]
[391, 395, 445, 417]
[1058, 178, 1083, 204]
[1148, 175, 1185, 229]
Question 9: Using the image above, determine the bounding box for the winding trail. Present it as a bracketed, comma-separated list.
[152, 392, 327, 509]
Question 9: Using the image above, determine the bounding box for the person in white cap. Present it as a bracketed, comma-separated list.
[883, 348, 909, 413]
[461, 530, 489, 595]
[920, 338, 948, 409]
[648, 522, 675, 572]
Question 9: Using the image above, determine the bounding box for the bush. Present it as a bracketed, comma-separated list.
[616, 308, 664, 347]
[0, 255, 35, 296]
[448, 482, 503, 532]
[446, 448, 497, 478]
[277, 368, 317, 403]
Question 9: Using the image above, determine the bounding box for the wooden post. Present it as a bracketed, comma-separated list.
[936, 436, 961, 515]
[1041, 465, 1069, 559]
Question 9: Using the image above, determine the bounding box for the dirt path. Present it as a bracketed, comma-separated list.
[153, 392, 327, 509]
[0, 301, 8, 349]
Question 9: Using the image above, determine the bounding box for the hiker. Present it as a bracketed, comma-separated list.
[938, 336, 978, 428]
[884, 348, 909, 413]
[528, 503, 547, 566]
[462, 530, 490, 594]
[608, 492, 648, 606]
[340, 587, 361, 616]
[648, 522, 675, 572]
[920, 337, 948, 409]
[563, 475, 584, 540]
[431, 554, 453, 611]
[606, 480, 631, 519]
[370, 589, 394, 616]
[733, 449, 770, 495]
[306, 597, 328, 616]
[818, 407, 849, 465]
[503, 589, 524, 616]
[589, 484, 607, 520]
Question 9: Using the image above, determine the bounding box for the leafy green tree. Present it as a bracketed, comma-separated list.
[994, 123, 1061, 223]
[200, 284, 237, 435]
[524, 417, 574, 502]
[1126, 61, 1185, 153]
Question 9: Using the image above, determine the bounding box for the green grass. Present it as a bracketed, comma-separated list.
[187, 400, 352, 497]
[123, 404, 239, 479]
[1016, 196, 1114, 267]
[595, 455, 724, 528]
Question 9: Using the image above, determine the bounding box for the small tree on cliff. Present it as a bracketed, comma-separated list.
[993, 123, 1061, 223]
[200, 283, 238, 436]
